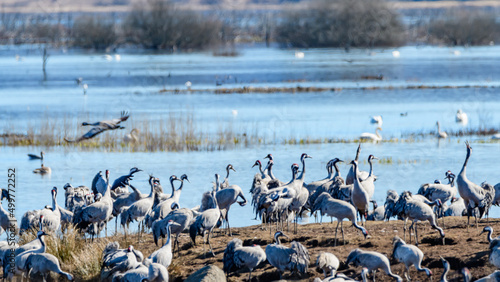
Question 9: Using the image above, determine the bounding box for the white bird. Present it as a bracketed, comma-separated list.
[295, 51, 305, 59]
[114, 54, 121, 61]
[392, 236, 432, 281]
[346, 248, 402, 282]
[316, 252, 339, 278]
[436, 121, 447, 139]
[457, 141, 495, 230]
[24, 253, 74, 281]
[456, 109, 468, 125]
[185, 81, 192, 90]
[392, 50, 400, 58]
[360, 127, 382, 142]
[148, 220, 174, 269]
[265, 231, 309, 279]
[370, 115, 383, 126]
[223, 238, 266, 281]
[492, 133, 500, 140]
[123, 129, 139, 144]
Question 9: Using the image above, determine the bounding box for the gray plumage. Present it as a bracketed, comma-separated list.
[152, 204, 194, 255]
[440, 256, 450, 282]
[220, 164, 236, 189]
[25, 253, 74, 281]
[476, 270, 500, 282]
[223, 238, 266, 281]
[265, 231, 310, 279]
[63, 183, 91, 212]
[73, 170, 113, 237]
[316, 252, 339, 278]
[112, 183, 144, 232]
[442, 197, 466, 217]
[11, 231, 48, 279]
[392, 236, 431, 281]
[346, 248, 402, 282]
[393, 191, 445, 245]
[146, 175, 186, 228]
[64, 111, 129, 143]
[311, 192, 368, 245]
[148, 220, 174, 269]
[111, 167, 142, 192]
[215, 183, 247, 235]
[457, 142, 495, 229]
[189, 178, 221, 256]
[383, 190, 400, 220]
[346, 144, 369, 185]
[366, 200, 385, 221]
[111, 262, 168, 282]
[28, 151, 44, 160]
[101, 243, 144, 281]
[0, 189, 18, 235]
[350, 160, 370, 224]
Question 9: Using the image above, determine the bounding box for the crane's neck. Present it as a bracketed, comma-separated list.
[52, 191, 58, 211]
[460, 149, 471, 177]
[486, 229, 493, 243]
[299, 156, 306, 181]
[326, 162, 332, 180]
[353, 162, 362, 187]
[368, 158, 374, 177]
[169, 178, 176, 198]
[355, 145, 361, 162]
[440, 263, 449, 282]
[225, 167, 231, 181]
[274, 234, 281, 245]
[258, 162, 266, 179]
[39, 235, 46, 253]
[165, 224, 172, 247]
[332, 161, 341, 179]
[215, 175, 221, 192]
[268, 163, 276, 180]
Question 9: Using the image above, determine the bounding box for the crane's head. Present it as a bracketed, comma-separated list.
[434, 180, 441, 184]
[465, 141, 472, 151]
[169, 175, 178, 182]
[481, 226, 493, 235]
[127, 245, 134, 252]
[180, 174, 189, 183]
[368, 155, 379, 161]
[105, 170, 110, 179]
[461, 267, 471, 281]
[226, 164, 236, 172]
[440, 256, 449, 267]
[332, 158, 344, 164]
[51, 187, 57, 195]
[171, 202, 179, 210]
[63, 183, 72, 190]
[130, 167, 142, 174]
[301, 153, 312, 160]
[350, 160, 358, 166]
[82, 122, 89, 126]
[361, 227, 369, 238]
[424, 269, 432, 277]
[264, 154, 273, 160]
[252, 160, 261, 168]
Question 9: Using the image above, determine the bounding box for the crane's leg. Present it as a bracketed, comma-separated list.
[202, 231, 207, 258]
[341, 221, 345, 245]
[334, 221, 340, 246]
[248, 270, 252, 281]
[115, 216, 118, 233]
[138, 222, 141, 243]
[175, 234, 180, 256]
[372, 270, 376, 282]
[414, 223, 419, 246]
[208, 229, 215, 257]
[403, 218, 408, 243]
[405, 266, 411, 281]
[227, 213, 232, 236]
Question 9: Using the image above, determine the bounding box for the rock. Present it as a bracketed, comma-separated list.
[185, 265, 226, 282]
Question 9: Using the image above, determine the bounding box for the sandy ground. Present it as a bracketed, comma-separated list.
[117, 216, 500, 282]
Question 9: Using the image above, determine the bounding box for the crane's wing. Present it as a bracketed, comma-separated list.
[107, 111, 130, 126]
[290, 241, 310, 274]
[64, 126, 107, 143]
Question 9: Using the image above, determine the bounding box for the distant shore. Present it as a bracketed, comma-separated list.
[1, 0, 500, 13]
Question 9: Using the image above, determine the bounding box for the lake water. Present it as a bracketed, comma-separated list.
[1, 45, 500, 235]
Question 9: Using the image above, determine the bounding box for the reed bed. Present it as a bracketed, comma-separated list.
[2, 112, 499, 152]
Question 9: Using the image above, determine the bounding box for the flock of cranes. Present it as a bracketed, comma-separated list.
[1, 140, 499, 281]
